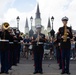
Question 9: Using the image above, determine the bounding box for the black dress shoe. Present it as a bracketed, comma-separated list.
[5, 72, 9, 74]
[0, 72, 4, 74]
[39, 72, 43, 74]
[33, 72, 38, 74]
[61, 71, 65, 74]
[66, 72, 71, 74]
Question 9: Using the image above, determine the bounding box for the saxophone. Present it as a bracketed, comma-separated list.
[63, 26, 68, 42]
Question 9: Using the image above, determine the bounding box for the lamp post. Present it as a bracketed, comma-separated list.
[29, 16, 34, 37]
[16, 16, 20, 30]
[50, 16, 55, 38]
[30, 16, 33, 30]
[51, 16, 54, 30]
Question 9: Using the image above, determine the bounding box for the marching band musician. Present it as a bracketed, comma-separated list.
[32, 25, 45, 74]
[8, 27, 15, 70]
[12, 29, 18, 66]
[0, 22, 12, 74]
[13, 29, 22, 65]
[58, 16, 73, 74]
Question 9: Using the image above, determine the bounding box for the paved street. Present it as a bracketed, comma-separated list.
[0, 57, 76, 75]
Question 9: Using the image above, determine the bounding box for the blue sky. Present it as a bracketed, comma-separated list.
[12, 0, 36, 12]
[0, 0, 76, 33]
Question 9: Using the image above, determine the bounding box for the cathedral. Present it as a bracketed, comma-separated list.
[25, 4, 51, 37]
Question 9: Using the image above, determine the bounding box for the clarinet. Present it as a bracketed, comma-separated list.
[37, 32, 39, 46]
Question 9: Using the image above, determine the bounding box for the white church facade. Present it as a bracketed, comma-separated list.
[25, 4, 51, 36]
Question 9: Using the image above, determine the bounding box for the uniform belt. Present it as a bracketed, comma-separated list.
[0, 40, 9, 42]
[9, 42, 13, 44]
[67, 37, 70, 39]
[18, 42, 21, 44]
[37, 42, 43, 44]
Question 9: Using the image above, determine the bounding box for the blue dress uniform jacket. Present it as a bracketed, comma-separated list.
[59, 26, 73, 49]
[32, 33, 45, 53]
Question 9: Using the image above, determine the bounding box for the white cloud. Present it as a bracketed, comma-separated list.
[0, 0, 15, 14]
[2, 8, 35, 32]
[37, 0, 72, 30]
[37, 0, 76, 32]
[0, 0, 76, 33]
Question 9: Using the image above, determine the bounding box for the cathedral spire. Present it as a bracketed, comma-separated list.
[47, 17, 51, 28]
[36, 3, 41, 19]
[25, 18, 29, 28]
